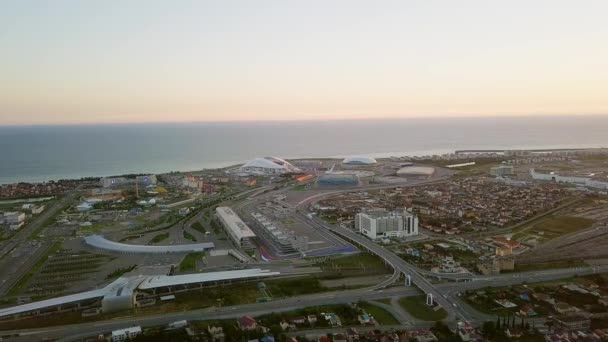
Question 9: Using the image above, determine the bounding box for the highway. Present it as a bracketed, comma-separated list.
[4, 263, 606, 341]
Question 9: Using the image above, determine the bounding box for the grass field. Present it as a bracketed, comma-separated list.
[374, 298, 393, 305]
[513, 215, 594, 241]
[319, 252, 390, 274]
[533, 216, 594, 235]
[514, 259, 587, 272]
[191, 221, 206, 234]
[148, 232, 169, 244]
[359, 302, 399, 325]
[183, 230, 196, 242]
[398, 295, 448, 321]
[179, 252, 204, 272]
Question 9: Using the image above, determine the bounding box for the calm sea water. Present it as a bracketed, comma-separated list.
[1, 116, 607, 184]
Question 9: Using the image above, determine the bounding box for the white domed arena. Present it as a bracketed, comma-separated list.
[342, 156, 377, 165]
[240, 157, 301, 175]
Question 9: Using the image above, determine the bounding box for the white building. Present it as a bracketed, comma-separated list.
[530, 169, 608, 190]
[3, 212, 25, 230]
[111, 326, 142, 341]
[355, 209, 418, 240]
[216, 207, 256, 249]
[490, 165, 514, 177]
[239, 157, 300, 175]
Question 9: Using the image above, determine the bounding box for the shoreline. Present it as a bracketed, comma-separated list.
[1, 146, 606, 186]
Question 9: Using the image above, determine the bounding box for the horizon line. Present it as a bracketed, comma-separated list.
[1, 112, 608, 128]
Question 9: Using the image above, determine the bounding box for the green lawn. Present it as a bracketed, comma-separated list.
[183, 230, 197, 242]
[105, 265, 137, 279]
[398, 295, 448, 321]
[319, 252, 389, 274]
[191, 221, 206, 234]
[180, 252, 204, 272]
[359, 302, 399, 325]
[375, 298, 393, 305]
[514, 259, 587, 272]
[148, 232, 169, 244]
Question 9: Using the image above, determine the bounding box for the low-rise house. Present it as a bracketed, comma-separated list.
[238, 315, 258, 331]
[323, 313, 342, 326]
[519, 304, 537, 317]
[279, 321, 290, 331]
[208, 325, 225, 342]
[290, 316, 307, 325]
[533, 293, 556, 306]
[307, 314, 318, 324]
[408, 329, 438, 342]
[346, 328, 359, 341]
[358, 313, 373, 325]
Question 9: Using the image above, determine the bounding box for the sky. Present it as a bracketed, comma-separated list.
[1, 0, 608, 125]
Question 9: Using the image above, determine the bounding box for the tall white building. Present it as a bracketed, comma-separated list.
[355, 209, 419, 240]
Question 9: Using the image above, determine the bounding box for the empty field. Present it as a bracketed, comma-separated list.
[398, 295, 447, 321]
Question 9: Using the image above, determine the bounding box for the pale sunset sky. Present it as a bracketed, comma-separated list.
[1, 0, 607, 125]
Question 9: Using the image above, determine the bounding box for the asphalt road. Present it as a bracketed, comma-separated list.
[4, 263, 604, 341]
[0, 190, 79, 296]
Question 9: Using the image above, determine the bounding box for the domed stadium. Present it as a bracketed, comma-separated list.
[342, 156, 377, 165]
[240, 157, 300, 175]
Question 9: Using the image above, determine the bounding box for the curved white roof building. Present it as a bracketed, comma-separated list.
[342, 156, 377, 165]
[240, 157, 300, 174]
[396, 166, 435, 176]
[84, 235, 215, 254]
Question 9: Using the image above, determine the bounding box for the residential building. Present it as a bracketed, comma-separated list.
[355, 208, 419, 240]
[238, 315, 258, 331]
[111, 326, 142, 341]
[3, 212, 25, 230]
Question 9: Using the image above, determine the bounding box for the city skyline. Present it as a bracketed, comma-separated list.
[2, 0, 608, 125]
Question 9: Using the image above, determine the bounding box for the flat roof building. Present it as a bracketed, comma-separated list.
[216, 207, 256, 249]
[355, 209, 419, 240]
[112, 326, 142, 341]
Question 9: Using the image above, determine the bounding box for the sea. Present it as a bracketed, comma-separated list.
[1, 115, 607, 185]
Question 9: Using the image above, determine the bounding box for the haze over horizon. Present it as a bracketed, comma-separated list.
[2, 0, 608, 125]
